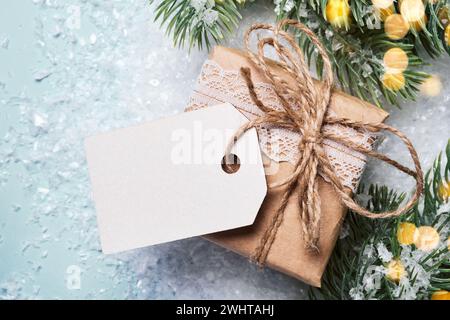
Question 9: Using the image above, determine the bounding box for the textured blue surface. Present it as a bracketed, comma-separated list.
[0, 1, 449, 300]
[0, 0, 307, 299]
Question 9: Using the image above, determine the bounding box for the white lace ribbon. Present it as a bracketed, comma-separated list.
[186, 60, 378, 192]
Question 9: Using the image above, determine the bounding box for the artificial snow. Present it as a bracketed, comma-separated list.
[0, 0, 448, 300]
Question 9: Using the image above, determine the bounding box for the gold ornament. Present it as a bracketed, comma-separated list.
[397, 222, 417, 245]
[445, 25, 450, 46]
[420, 75, 443, 97]
[372, 0, 394, 8]
[400, 0, 427, 31]
[386, 259, 406, 283]
[409, 14, 428, 32]
[383, 47, 409, 73]
[400, 0, 425, 19]
[378, 5, 395, 21]
[413, 226, 440, 251]
[384, 14, 410, 40]
[431, 290, 450, 300]
[372, 0, 395, 21]
[382, 72, 405, 91]
[326, 0, 352, 29]
[438, 180, 450, 199]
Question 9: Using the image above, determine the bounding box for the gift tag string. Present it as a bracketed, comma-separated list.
[223, 19, 423, 265]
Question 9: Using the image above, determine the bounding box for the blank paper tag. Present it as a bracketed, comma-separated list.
[85, 103, 267, 254]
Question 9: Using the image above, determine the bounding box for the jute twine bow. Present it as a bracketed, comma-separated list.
[224, 19, 424, 265]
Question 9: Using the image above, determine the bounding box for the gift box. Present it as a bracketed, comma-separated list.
[185, 46, 389, 287]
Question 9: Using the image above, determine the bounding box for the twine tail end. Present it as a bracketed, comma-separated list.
[305, 239, 320, 255]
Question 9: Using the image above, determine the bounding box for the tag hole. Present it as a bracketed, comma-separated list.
[221, 153, 241, 174]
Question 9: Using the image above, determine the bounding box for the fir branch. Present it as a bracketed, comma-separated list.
[150, 0, 450, 107]
[415, 1, 449, 58]
[150, 0, 243, 49]
[278, 1, 432, 107]
[311, 139, 450, 300]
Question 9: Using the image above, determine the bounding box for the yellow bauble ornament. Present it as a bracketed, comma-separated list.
[383, 47, 409, 73]
[445, 25, 450, 46]
[382, 72, 405, 91]
[326, 0, 352, 29]
[386, 259, 406, 283]
[372, 0, 394, 8]
[431, 290, 450, 300]
[413, 226, 440, 251]
[384, 14, 410, 40]
[409, 14, 428, 32]
[400, 0, 425, 20]
[378, 5, 395, 21]
[438, 180, 450, 199]
[420, 75, 443, 97]
[401, 0, 427, 31]
[397, 222, 416, 245]
[372, 0, 395, 21]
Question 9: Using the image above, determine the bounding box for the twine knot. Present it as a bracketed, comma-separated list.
[302, 131, 322, 145]
[224, 19, 424, 266]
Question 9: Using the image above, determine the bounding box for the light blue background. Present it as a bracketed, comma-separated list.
[0, 1, 449, 299]
[0, 0, 132, 299]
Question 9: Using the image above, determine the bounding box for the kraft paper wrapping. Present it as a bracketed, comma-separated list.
[191, 46, 389, 287]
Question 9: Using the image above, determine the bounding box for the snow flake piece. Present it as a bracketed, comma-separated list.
[33, 113, 48, 128]
[33, 69, 52, 82]
[203, 9, 219, 26]
[376, 242, 393, 263]
[1, 37, 9, 49]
